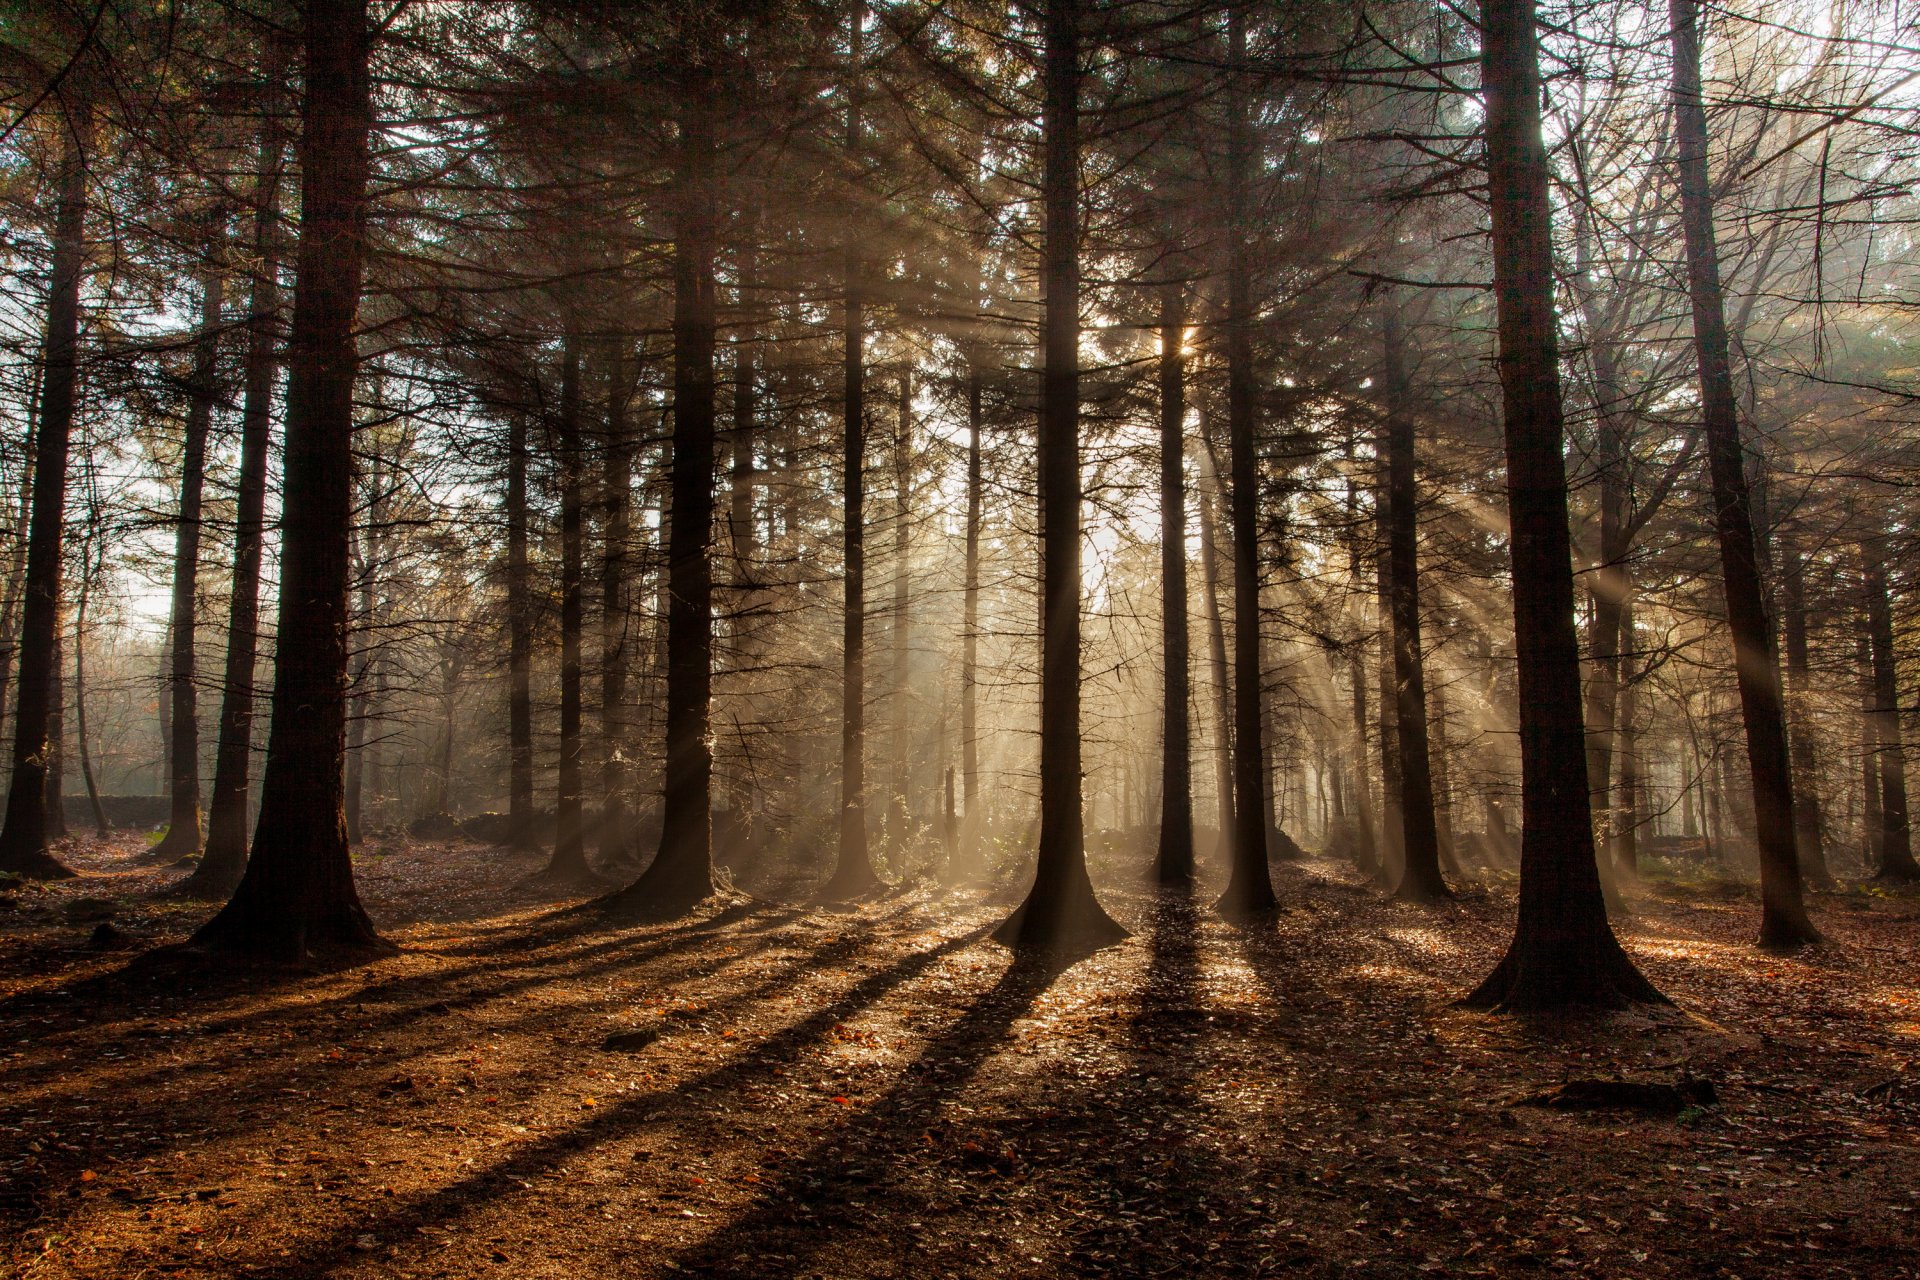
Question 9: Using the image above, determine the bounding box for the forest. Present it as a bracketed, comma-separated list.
[0, 0, 1918, 1274]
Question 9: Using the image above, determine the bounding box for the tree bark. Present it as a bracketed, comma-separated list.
[1381, 305, 1447, 900]
[1864, 545, 1917, 879]
[1667, 0, 1818, 947]
[889, 369, 913, 859]
[957, 364, 982, 875]
[542, 327, 593, 882]
[0, 97, 89, 880]
[606, 85, 718, 918]
[506, 412, 535, 849]
[1463, 0, 1662, 1009]
[1155, 282, 1194, 885]
[600, 339, 635, 860]
[995, 0, 1124, 952]
[1217, 3, 1277, 920]
[152, 258, 225, 861]
[192, 0, 386, 960]
[1778, 538, 1832, 886]
[826, 0, 879, 898]
[195, 127, 284, 896]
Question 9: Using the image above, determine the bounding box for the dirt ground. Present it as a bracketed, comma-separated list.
[2, 833, 1918, 1279]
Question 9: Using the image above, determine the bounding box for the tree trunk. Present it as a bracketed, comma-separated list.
[1463, 0, 1662, 1010]
[1217, 3, 1277, 919]
[0, 97, 88, 880]
[957, 364, 982, 876]
[506, 411, 535, 849]
[825, 0, 878, 899]
[994, 0, 1124, 952]
[1612, 594, 1641, 872]
[1864, 546, 1917, 879]
[1667, 0, 1818, 948]
[192, 0, 386, 960]
[606, 85, 718, 918]
[1196, 432, 1235, 856]
[1778, 538, 1831, 886]
[73, 548, 109, 836]
[542, 328, 592, 883]
[1381, 305, 1447, 900]
[195, 126, 284, 897]
[600, 339, 635, 860]
[1155, 282, 1194, 886]
[152, 260, 224, 861]
[1858, 626, 1883, 873]
[889, 369, 913, 860]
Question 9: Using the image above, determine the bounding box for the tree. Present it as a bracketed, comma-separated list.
[1155, 281, 1194, 886]
[993, 0, 1124, 954]
[192, 0, 386, 960]
[1666, 0, 1819, 948]
[605, 77, 719, 920]
[0, 88, 90, 882]
[1462, 0, 1664, 1012]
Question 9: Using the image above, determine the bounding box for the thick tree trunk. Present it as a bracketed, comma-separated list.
[152, 261, 224, 861]
[606, 88, 718, 918]
[1779, 539, 1832, 886]
[1155, 282, 1194, 886]
[0, 98, 88, 880]
[506, 412, 535, 849]
[1463, 0, 1662, 1010]
[1864, 547, 1917, 879]
[542, 329, 593, 883]
[1667, 0, 1818, 947]
[195, 130, 284, 897]
[826, 0, 878, 898]
[600, 340, 634, 860]
[995, 0, 1124, 952]
[192, 0, 386, 960]
[1381, 306, 1447, 900]
[1217, 4, 1277, 920]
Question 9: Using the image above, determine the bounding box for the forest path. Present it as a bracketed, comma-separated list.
[1, 835, 1918, 1278]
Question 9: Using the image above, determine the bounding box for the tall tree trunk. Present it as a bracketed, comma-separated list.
[957, 364, 982, 875]
[195, 127, 285, 896]
[600, 340, 634, 860]
[889, 369, 913, 859]
[543, 329, 592, 882]
[152, 260, 225, 861]
[1463, 0, 1662, 1010]
[1217, 3, 1277, 919]
[1155, 282, 1195, 885]
[193, 0, 386, 959]
[1864, 546, 1917, 879]
[727, 239, 759, 844]
[506, 412, 535, 849]
[0, 97, 88, 880]
[73, 547, 108, 836]
[1196, 432, 1235, 854]
[1857, 627, 1882, 872]
[1612, 594, 1641, 872]
[607, 85, 718, 918]
[826, 0, 878, 898]
[1667, 0, 1818, 946]
[995, 0, 1123, 952]
[1381, 305, 1447, 900]
[1779, 538, 1832, 886]
[1347, 647, 1380, 877]
[46, 623, 65, 840]
[344, 516, 370, 843]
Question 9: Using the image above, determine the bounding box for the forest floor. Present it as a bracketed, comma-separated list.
[2, 834, 1919, 1278]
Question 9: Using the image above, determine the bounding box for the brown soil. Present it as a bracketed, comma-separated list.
[3, 833, 1918, 1278]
